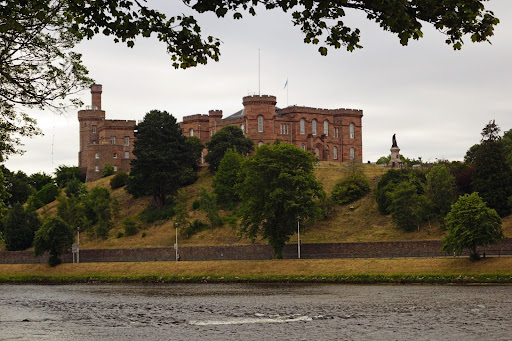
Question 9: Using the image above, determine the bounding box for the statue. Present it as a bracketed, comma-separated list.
[392, 134, 398, 148]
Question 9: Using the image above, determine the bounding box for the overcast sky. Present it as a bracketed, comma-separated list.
[5, 1, 512, 175]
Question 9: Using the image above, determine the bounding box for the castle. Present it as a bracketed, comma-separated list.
[79, 86, 363, 182]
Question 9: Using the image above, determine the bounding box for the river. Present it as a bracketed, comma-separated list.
[0, 284, 511, 340]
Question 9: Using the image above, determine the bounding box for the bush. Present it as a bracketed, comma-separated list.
[34, 216, 74, 267]
[141, 232, 147, 238]
[27, 183, 60, 210]
[110, 171, 129, 189]
[181, 219, 208, 239]
[102, 164, 115, 178]
[123, 217, 138, 236]
[116, 232, 124, 238]
[139, 204, 175, 224]
[65, 178, 87, 198]
[192, 199, 200, 210]
[3, 204, 41, 251]
[331, 173, 370, 205]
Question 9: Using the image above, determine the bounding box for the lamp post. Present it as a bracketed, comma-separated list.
[174, 222, 179, 261]
[297, 220, 301, 259]
[76, 227, 80, 263]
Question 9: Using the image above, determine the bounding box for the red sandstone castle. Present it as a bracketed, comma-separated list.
[79, 85, 363, 182]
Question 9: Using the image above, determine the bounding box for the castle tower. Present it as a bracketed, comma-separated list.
[242, 95, 277, 141]
[78, 84, 106, 170]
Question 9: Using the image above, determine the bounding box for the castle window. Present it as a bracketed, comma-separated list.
[110, 136, 116, 145]
[350, 147, 355, 160]
[312, 119, 317, 135]
[124, 151, 130, 159]
[258, 141, 264, 147]
[240, 124, 244, 134]
[334, 128, 339, 138]
[349, 123, 355, 139]
[301, 144, 306, 151]
[113, 153, 117, 159]
[280, 124, 289, 135]
[189, 128, 194, 137]
[92, 125, 97, 134]
[124, 137, 130, 146]
[95, 153, 99, 159]
[258, 116, 264, 132]
[333, 147, 338, 160]
[324, 121, 329, 136]
[300, 119, 305, 135]
[113, 166, 118, 172]
[95, 166, 99, 172]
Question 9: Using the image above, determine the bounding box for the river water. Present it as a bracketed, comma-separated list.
[1, 284, 511, 340]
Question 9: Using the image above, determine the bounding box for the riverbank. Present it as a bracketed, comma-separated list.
[1, 257, 512, 284]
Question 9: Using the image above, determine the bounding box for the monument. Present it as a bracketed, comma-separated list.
[388, 134, 403, 168]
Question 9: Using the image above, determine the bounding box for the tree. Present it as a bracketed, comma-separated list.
[26, 183, 60, 211]
[389, 180, 428, 232]
[212, 149, 244, 209]
[205, 125, 253, 172]
[28, 172, 53, 192]
[425, 164, 456, 224]
[83, 186, 113, 238]
[375, 169, 420, 215]
[110, 171, 129, 189]
[3, 204, 41, 251]
[102, 164, 115, 178]
[331, 165, 370, 205]
[55, 165, 83, 188]
[64, 178, 87, 198]
[126, 110, 201, 208]
[376, 155, 391, 165]
[1, 168, 35, 206]
[472, 121, 512, 217]
[464, 144, 480, 164]
[442, 192, 504, 261]
[198, 187, 222, 231]
[237, 142, 325, 258]
[34, 216, 74, 266]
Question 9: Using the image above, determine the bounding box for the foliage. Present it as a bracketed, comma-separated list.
[331, 172, 370, 205]
[472, 121, 512, 217]
[110, 171, 129, 189]
[1, 168, 34, 206]
[192, 199, 201, 210]
[34, 216, 74, 266]
[376, 155, 390, 165]
[56, 196, 87, 232]
[0, 169, 10, 219]
[502, 128, 512, 166]
[375, 169, 421, 215]
[375, 154, 421, 167]
[27, 183, 59, 211]
[126, 110, 201, 209]
[446, 161, 474, 195]
[464, 144, 480, 164]
[83, 186, 113, 238]
[174, 190, 191, 228]
[212, 149, 243, 209]
[205, 125, 254, 172]
[123, 218, 139, 237]
[442, 193, 504, 261]
[181, 219, 208, 239]
[28, 172, 53, 192]
[389, 180, 429, 232]
[198, 187, 223, 230]
[237, 142, 325, 258]
[64, 178, 87, 198]
[55, 165, 84, 188]
[139, 205, 175, 224]
[425, 164, 456, 223]
[102, 164, 115, 178]
[2, 204, 41, 251]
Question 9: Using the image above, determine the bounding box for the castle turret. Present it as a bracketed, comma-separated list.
[91, 84, 102, 110]
[78, 84, 106, 170]
[242, 95, 276, 138]
[208, 110, 223, 136]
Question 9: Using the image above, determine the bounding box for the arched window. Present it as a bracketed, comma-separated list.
[349, 123, 355, 139]
[258, 141, 264, 147]
[95, 153, 100, 159]
[189, 128, 194, 137]
[300, 118, 305, 135]
[301, 144, 306, 151]
[324, 120, 329, 136]
[333, 147, 338, 160]
[312, 119, 317, 135]
[350, 147, 355, 160]
[258, 116, 264, 132]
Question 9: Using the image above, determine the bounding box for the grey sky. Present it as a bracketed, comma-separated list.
[5, 1, 512, 175]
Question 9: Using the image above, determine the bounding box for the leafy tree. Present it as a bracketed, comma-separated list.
[83, 186, 113, 238]
[1, 168, 34, 206]
[205, 125, 253, 172]
[472, 121, 512, 217]
[198, 187, 222, 231]
[3, 204, 41, 251]
[57, 195, 87, 232]
[376, 155, 391, 165]
[331, 172, 370, 205]
[389, 180, 429, 232]
[174, 190, 191, 228]
[102, 164, 115, 178]
[126, 110, 201, 208]
[213, 149, 243, 209]
[55, 165, 84, 188]
[447, 161, 475, 195]
[425, 164, 456, 223]
[27, 183, 60, 211]
[442, 193, 504, 261]
[464, 144, 480, 164]
[34, 216, 74, 266]
[375, 169, 419, 215]
[64, 178, 87, 198]
[28, 172, 53, 191]
[110, 171, 129, 189]
[237, 142, 325, 258]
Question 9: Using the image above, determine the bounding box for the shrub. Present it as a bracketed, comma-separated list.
[65, 178, 87, 198]
[27, 183, 60, 210]
[102, 164, 115, 178]
[141, 232, 146, 238]
[3, 204, 41, 251]
[192, 199, 200, 210]
[181, 219, 208, 239]
[139, 205, 175, 224]
[117, 232, 124, 238]
[123, 217, 138, 236]
[110, 171, 129, 189]
[331, 173, 370, 205]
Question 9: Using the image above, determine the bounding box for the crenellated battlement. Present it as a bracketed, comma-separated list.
[242, 95, 277, 106]
[183, 114, 210, 122]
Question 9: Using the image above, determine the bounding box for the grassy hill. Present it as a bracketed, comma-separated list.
[35, 162, 512, 250]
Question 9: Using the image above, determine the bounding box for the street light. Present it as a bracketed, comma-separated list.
[297, 220, 301, 259]
[174, 222, 179, 261]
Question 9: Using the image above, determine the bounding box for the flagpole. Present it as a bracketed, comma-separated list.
[258, 49, 261, 96]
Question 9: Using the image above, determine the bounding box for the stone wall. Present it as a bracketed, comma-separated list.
[1, 239, 511, 264]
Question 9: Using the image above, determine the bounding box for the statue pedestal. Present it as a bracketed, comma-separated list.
[388, 146, 402, 168]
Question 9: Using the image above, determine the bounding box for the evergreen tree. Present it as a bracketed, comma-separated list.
[472, 121, 512, 217]
[425, 164, 456, 223]
[212, 149, 243, 209]
[126, 110, 201, 209]
[3, 204, 41, 251]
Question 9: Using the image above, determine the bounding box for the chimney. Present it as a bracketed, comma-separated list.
[91, 84, 102, 110]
